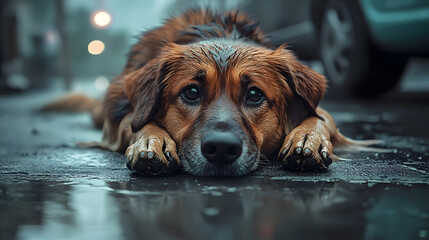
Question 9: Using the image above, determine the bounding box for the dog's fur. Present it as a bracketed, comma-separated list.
[45, 9, 363, 176]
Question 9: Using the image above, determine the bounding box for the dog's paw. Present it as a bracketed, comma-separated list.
[278, 127, 333, 171]
[125, 129, 180, 175]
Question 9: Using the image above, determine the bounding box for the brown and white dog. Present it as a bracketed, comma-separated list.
[46, 9, 368, 176]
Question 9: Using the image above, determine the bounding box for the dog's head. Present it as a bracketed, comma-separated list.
[124, 39, 326, 176]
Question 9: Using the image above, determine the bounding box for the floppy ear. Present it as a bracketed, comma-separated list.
[273, 46, 327, 127]
[124, 59, 169, 133]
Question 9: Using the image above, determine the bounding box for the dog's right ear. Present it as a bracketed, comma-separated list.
[124, 42, 185, 132]
[123, 43, 184, 134]
[124, 61, 165, 133]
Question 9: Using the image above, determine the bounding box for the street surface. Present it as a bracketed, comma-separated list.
[0, 78, 428, 240]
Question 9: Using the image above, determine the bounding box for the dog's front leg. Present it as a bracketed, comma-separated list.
[278, 107, 338, 171]
[126, 123, 180, 175]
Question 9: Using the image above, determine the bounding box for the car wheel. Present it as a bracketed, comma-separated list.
[320, 0, 408, 98]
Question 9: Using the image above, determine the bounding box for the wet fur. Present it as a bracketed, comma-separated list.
[45, 9, 366, 176]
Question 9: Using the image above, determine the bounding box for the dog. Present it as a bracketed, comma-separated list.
[45, 9, 367, 177]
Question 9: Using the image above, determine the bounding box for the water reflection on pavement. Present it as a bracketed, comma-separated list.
[1, 176, 428, 240]
[1, 86, 429, 239]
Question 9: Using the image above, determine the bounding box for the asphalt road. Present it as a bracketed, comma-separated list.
[0, 85, 428, 240]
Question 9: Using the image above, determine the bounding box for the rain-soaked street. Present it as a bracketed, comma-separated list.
[2, 0, 429, 238]
[1, 80, 428, 239]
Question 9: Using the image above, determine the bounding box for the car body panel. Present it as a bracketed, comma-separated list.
[359, 0, 429, 53]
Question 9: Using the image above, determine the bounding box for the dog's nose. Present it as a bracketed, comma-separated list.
[201, 131, 243, 165]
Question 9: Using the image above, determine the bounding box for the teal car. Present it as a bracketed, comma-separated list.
[245, 0, 429, 97]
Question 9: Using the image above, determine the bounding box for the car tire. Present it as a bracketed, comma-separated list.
[319, 0, 408, 98]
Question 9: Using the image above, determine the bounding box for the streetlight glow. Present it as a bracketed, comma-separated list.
[95, 76, 109, 91]
[91, 11, 112, 28]
[88, 40, 105, 55]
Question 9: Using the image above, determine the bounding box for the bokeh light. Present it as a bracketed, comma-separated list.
[88, 40, 105, 55]
[95, 76, 109, 91]
[91, 11, 112, 28]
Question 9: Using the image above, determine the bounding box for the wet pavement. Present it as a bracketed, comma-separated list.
[1, 86, 429, 240]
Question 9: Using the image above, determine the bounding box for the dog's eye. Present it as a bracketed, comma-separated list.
[245, 87, 265, 106]
[181, 85, 201, 103]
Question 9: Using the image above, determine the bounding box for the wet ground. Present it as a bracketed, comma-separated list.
[1, 82, 429, 239]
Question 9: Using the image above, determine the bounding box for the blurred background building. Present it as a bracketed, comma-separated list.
[1, 0, 428, 98]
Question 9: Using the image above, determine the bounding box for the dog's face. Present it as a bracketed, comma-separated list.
[125, 39, 326, 176]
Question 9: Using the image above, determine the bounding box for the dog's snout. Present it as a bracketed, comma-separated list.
[201, 131, 242, 165]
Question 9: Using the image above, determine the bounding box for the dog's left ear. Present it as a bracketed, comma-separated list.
[273, 46, 327, 127]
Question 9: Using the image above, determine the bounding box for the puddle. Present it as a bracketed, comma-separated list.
[1, 178, 429, 240]
[1, 89, 429, 239]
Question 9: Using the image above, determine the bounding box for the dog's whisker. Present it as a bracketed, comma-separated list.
[257, 153, 271, 165]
